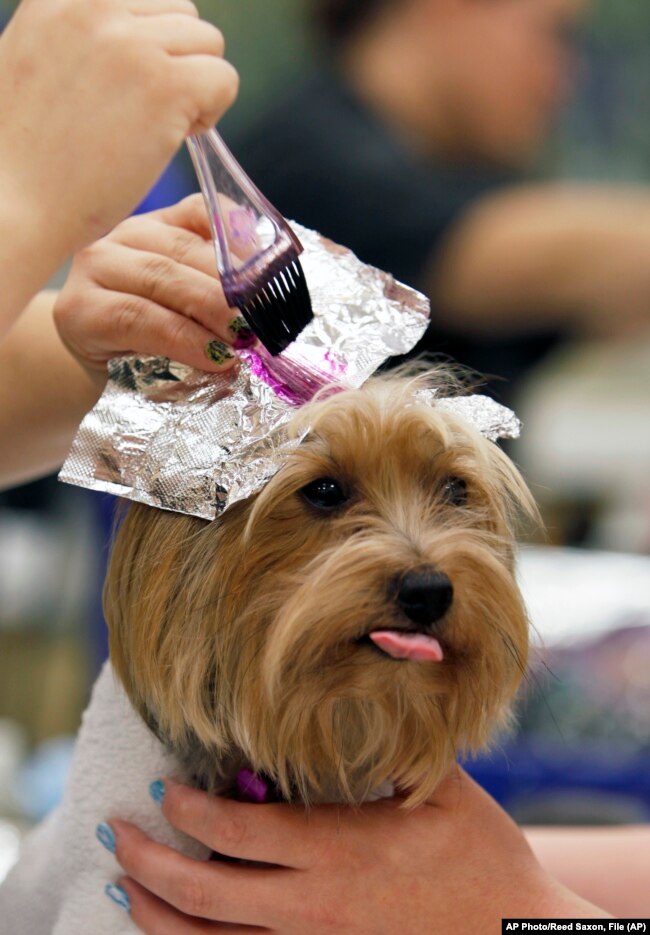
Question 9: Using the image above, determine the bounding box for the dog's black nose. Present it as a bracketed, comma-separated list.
[396, 570, 454, 628]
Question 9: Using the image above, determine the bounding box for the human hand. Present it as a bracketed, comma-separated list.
[0, 0, 238, 258]
[54, 194, 254, 384]
[100, 770, 606, 933]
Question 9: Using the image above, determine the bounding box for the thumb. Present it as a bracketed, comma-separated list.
[395, 764, 474, 809]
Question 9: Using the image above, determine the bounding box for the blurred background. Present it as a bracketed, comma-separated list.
[0, 0, 649, 881]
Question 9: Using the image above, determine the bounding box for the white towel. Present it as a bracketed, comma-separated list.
[0, 663, 209, 935]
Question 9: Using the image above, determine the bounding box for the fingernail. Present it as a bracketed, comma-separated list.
[228, 316, 256, 349]
[205, 339, 235, 365]
[105, 882, 130, 913]
[95, 822, 116, 854]
[149, 779, 165, 806]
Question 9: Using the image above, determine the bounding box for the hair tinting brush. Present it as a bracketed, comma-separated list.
[187, 130, 313, 356]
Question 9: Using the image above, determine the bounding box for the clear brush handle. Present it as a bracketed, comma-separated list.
[187, 130, 302, 308]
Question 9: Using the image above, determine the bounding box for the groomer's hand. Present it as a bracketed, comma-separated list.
[54, 194, 253, 384]
[0, 0, 238, 258]
[104, 769, 607, 933]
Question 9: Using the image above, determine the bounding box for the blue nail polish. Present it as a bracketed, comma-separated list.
[149, 779, 165, 805]
[95, 822, 116, 854]
[105, 883, 130, 913]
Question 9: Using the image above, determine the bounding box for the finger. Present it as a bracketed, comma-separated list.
[175, 56, 240, 131]
[118, 877, 268, 934]
[398, 764, 477, 811]
[149, 194, 212, 240]
[125, 0, 199, 16]
[147, 193, 256, 264]
[111, 216, 219, 283]
[161, 781, 317, 869]
[111, 820, 292, 927]
[145, 15, 225, 57]
[89, 242, 249, 345]
[83, 290, 238, 372]
[392, 763, 464, 805]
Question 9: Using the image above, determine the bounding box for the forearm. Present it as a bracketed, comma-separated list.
[0, 290, 101, 489]
[0, 180, 71, 341]
[527, 825, 650, 918]
[432, 184, 650, 335]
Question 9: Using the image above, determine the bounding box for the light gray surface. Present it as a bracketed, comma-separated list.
[519, 546, 650, 645]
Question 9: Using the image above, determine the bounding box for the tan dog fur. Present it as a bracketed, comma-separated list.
[104, 370, 536, 808]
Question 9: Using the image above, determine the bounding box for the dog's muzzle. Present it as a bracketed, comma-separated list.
[363, 568, 454, 663]
[395, 569, 454, 627]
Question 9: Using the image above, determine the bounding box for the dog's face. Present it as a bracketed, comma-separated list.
[105, 374, 535, 806]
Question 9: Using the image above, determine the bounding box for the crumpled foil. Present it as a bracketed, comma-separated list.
[60, 226, 427, 519]
[416, 390, 521, 443]
[60, 224, 520, 520]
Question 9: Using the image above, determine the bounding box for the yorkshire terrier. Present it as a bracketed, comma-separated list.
[104, 370, 535, 808]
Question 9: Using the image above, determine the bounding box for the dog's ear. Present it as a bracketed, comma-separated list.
[103, 498, 255, 747]
[103, 503, 203, 724]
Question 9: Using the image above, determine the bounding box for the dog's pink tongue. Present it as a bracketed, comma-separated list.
[369, 630, 444, 662]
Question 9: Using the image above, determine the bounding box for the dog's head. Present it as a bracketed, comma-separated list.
[104, 371, 536, 806]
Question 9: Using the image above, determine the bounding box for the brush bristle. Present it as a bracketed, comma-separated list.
[239, 258, 314, 356]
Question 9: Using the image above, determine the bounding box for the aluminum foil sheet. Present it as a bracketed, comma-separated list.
[60, 226, 429, 519]
[416, 390, 521, 443]
[60, 354, 305, 518]
[60, 225, 520, 519]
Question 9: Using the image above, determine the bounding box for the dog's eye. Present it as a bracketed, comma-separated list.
[301, 477, 348, 511]
[442, 476, 468, 507]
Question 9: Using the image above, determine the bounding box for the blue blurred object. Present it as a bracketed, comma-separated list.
[134, 154, 195, 216]
[466, 743, 650, 824]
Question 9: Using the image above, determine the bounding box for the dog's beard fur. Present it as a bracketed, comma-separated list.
[104, 371, 536, 808]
